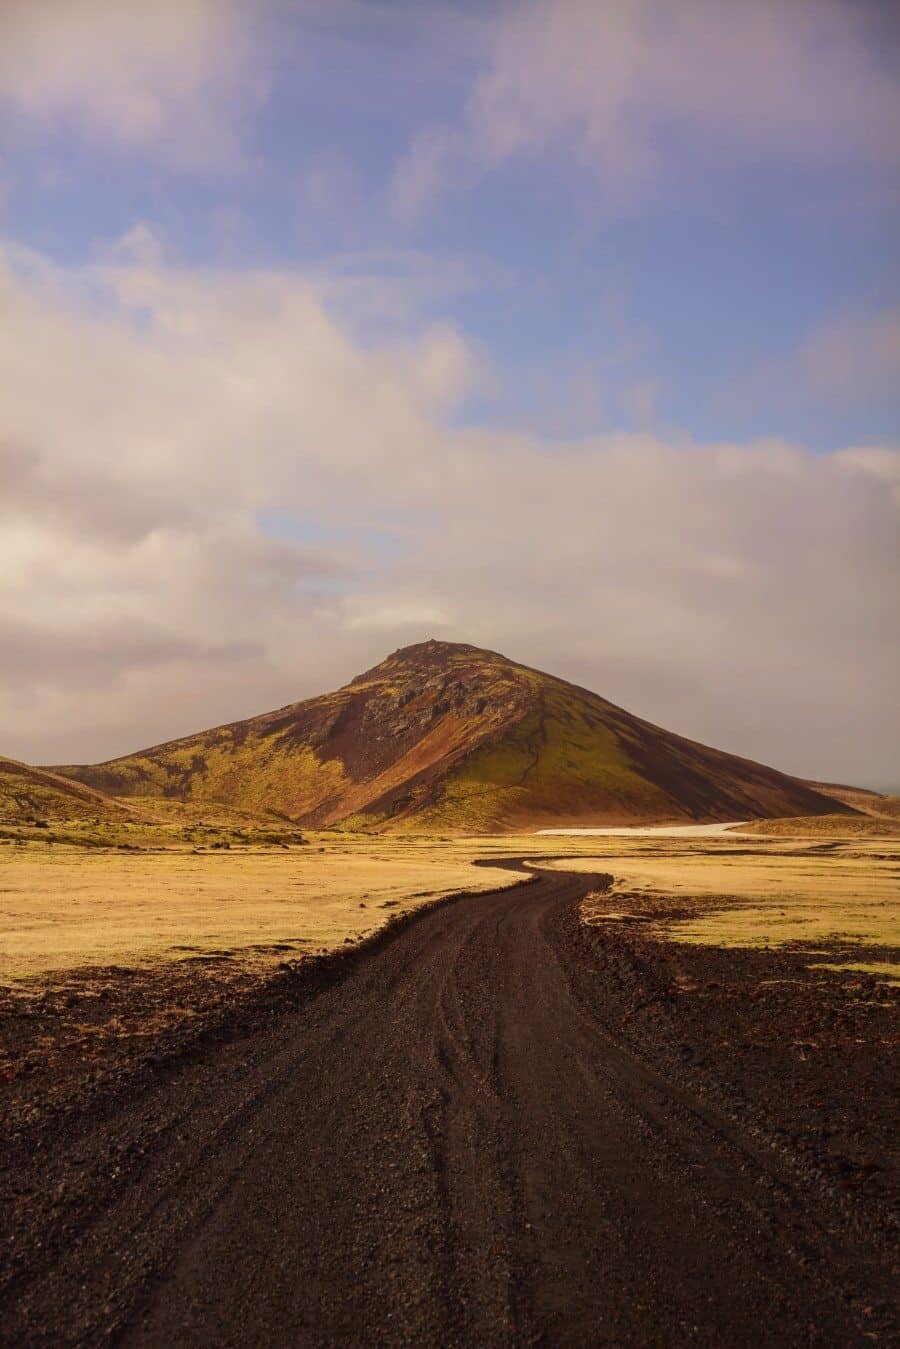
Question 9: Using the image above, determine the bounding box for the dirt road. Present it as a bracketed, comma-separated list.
[2, 860, 894, 1345]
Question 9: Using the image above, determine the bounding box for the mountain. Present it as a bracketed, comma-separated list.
[0, 754, 127, 824]
[53, 640, 849, 832]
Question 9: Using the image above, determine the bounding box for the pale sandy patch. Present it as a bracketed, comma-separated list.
[535, 822, 750, 838]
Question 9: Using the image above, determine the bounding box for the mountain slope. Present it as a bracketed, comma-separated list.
[55, 640, 849, 832]
[0, 755, 128, 824]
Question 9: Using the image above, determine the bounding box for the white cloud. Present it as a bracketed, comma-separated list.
[727, 308, 900, 425]
[341, 599, 452, 633]
[393, 0, 900, 217]
[796, 310, 900, 401]
[0, 0, 267, 169]
[0, 239, 897, 786]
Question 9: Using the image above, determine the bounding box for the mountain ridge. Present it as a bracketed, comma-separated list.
[49, 639, 850, 831]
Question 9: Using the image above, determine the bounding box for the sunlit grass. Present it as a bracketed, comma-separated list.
[816, 962, 900, 984]
[0, 837, 525, 980]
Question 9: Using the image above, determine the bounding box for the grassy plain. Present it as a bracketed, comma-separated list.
[0, 836, 526, 981]
[1, 823, 897, 984]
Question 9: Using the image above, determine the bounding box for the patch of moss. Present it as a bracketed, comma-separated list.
[816, 961, 899, 984]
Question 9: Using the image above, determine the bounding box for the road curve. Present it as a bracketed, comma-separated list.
[4, 859, 890, 1346]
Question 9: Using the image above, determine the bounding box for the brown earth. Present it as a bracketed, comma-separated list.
[0, 860, 895, 1346]
[54, 640, 850, 831]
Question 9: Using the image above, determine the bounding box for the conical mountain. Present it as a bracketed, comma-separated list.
[55, 640, 847, 831]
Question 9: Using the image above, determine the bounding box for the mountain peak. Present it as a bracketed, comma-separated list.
[386, 638, 499, 662]
[350, 638, 509, 685]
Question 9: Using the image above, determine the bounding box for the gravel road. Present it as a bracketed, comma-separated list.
[2, 859, 894, 1346]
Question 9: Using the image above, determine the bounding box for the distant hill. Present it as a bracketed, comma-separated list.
[0, 755, 127, 824]
[802, 780, 900, 818]
[739, 813, 899, 839]
[53, 640, 851, 833]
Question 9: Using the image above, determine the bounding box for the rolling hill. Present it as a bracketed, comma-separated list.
[0, 755, 128, 824]
[801, 780, 900, 819]
[52, 640, 850, 832]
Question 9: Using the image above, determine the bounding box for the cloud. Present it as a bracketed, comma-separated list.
[0, 0, 267, 169]
[726, 308, 900, 427]
[299, 150, 361, 219]
[393, 0, 900, 217]
[307, 249, 499, 343]
[0, 237, 897, 786]
[796, 310, 900, 402]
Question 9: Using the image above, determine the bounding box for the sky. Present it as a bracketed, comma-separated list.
[1, 0, 898, 788]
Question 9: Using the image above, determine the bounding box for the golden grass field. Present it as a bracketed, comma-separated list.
[0, 837, 524, 980]
[1, 824, 897, 983]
